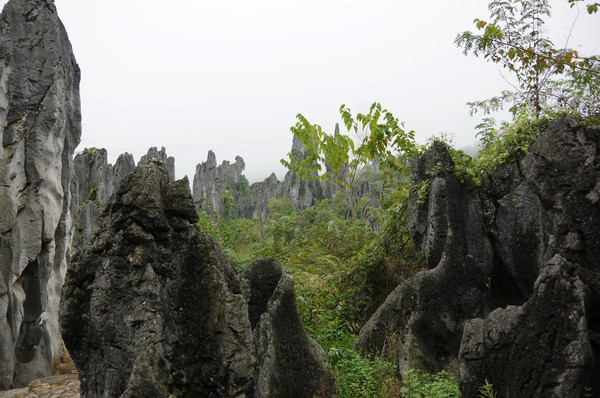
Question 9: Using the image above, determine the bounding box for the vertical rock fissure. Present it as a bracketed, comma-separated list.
[13, 258, 42, 363]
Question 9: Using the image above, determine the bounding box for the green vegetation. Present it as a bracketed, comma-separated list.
[282, 102, 417, 218]
[456, 0, 599, 121]
[82, 147, 99, 167]
[400, 369, 460, 398]
[478, 380, 498, 398]
[198, 189, 427, 396]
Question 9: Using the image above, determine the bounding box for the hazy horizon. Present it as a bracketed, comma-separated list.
[1, 0, 598, 183]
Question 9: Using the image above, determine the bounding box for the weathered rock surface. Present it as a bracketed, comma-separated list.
[60, 163, 255, 397]
[239, 173, 282, 220]
[459, 255, 593, 398]
[358, 141, 492, 373]
[139, 146, 175, 182]
[360, 118, 600, 396]
[71, 149, 135, 251]
[71, 146, 175, 251]
[61, 164, 336, 397]
[458, 117, 600, 396]
[0, 0, 81, 389]
[482, 117, 600, 305]
[192, 150, 246, 215]
[242, 258, 337, 397]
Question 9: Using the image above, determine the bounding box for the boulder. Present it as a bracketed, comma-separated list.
[60, 163, 255, 397]
[0, 0, 81, 389]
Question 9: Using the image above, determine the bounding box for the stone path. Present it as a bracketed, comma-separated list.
[0, 374, 79, 398]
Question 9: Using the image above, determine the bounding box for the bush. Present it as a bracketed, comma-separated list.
[327, 347, 399, 398]
[400, 369, 460, 398]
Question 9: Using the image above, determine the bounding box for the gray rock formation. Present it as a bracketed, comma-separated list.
[282, 135, 324, 210]
[192, 150, 246, 216]
[61, 164, 336, 397]
[358, 141, 492, 373]
[360, 117, 600, 396]
[459, 255, 593, 398]
[139, 146, 175, 181]
[0, 0, 81, 389]
[239, 173, 282, 219]
[192, 131, 355, 220]
[458, 117, 600, 396]
[71, 146, 176, 251]
[60, 163, 255, 397]
[482, 117, 600, 306]
[71, 148, 135, 251]
[242, 258, 337, 397]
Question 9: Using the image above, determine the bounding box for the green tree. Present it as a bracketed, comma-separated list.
[281, 102, 417, 219]
[222, 190, 236, 220]
[455, 0, 599, 120]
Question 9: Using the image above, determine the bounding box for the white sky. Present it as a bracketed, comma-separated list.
[2, 0, 599, 182]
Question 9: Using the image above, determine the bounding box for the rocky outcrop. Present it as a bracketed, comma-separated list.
[71, 146, 174, 251]
[459, 255, 593, 398]
[192, 150, 246, 216]
[0, 0, 81, 389]
[192, 132, 349, 220]
[239, 173, 282, 219]
[458, 117, 600, 396]
[60, 163, 255, 397]
[358, 141, 492, 373]
[281, 135, 324, 210]
[139, 146, 175, 182]
[71, 149, 135, 251]
[242, 258, 337, 397]
[359, 118, 600, 396]
[60, 164, 336, 397]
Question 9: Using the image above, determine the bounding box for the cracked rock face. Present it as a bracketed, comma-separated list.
[359, 118, 600, 396]
[0, 0, 81, 389]
[61, 163, 255, 397]
[458, 118, 600, 397]
[459, 255, 593, 398]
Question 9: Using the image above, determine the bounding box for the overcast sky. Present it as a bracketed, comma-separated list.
[2, 0, 599, 182]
